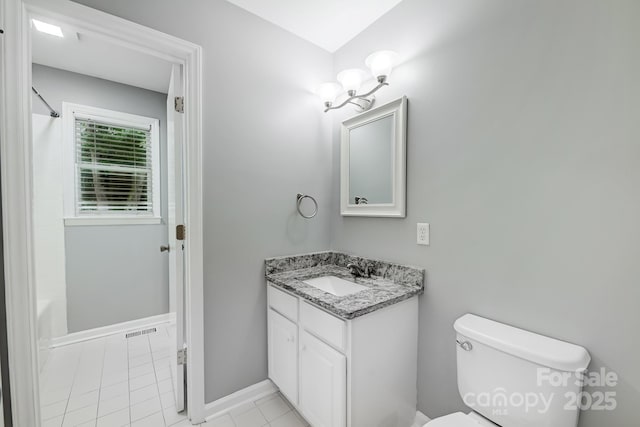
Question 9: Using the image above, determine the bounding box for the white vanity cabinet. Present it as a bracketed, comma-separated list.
[267, 283, 419, 427]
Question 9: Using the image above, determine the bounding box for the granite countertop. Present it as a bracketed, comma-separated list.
[265, 251, 424, 320]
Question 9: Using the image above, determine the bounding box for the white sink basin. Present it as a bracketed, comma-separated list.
[303, 276, 368, 297]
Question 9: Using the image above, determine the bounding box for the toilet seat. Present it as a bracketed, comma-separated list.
[424, 412, 480, 427]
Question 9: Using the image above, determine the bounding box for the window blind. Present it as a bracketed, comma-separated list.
[75, 118, 153, 215]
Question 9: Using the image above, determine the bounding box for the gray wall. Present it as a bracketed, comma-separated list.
[32, 64, 170, 332]
[72, 0, 334, 402]
[330, 1, 640, 426]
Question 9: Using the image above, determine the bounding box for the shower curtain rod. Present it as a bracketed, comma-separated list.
[32, 86, 60, 118]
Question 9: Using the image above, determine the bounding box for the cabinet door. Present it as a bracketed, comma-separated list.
[299, 330, 346, 427]
[268, 308, 298, 404]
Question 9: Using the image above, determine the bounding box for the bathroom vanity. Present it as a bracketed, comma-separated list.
[265, 252, 424, 427]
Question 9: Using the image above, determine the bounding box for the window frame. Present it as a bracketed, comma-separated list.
[62, 102, 161, 226]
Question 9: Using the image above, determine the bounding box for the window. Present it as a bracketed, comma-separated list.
[63, 103, 161, 225]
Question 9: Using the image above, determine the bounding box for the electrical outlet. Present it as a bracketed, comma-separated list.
[417, 223, 429, 245]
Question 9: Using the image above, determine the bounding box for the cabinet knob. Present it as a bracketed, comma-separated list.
[301, 345, 306, 351]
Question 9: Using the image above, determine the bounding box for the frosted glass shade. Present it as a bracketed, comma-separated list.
[365, 50, 399, 80]
[316, 82, 342, 105]
[337, 69, 367, 94]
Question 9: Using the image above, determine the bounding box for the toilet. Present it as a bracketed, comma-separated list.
[424, 314, 591, 427]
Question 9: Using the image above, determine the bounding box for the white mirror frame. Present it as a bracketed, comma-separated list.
[340, 96, 407, 217]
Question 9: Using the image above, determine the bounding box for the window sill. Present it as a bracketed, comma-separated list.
[64, 216, 163, 226]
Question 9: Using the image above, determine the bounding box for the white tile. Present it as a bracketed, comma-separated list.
[42, 415, 64, 427]
[67, 390, 99, 412]
[202, 414, 235, 427]
[41, 386, 72, 406]
[129, 363, 154, 379]
[102, 366, 128, 378]
[98, 393, 129, 418]
[40, 330, 178, 427]
[162, 405, 187, 426]
[101, 372, 129, 388]
[129, 354, 152, 368]
[128, 347, 150, 358]
[97, 407, 130, 427]
[99, 382, 129, 402]
[110, 339, 128, 346]
[159, 391, 175, 409]
[41, 400, 68, 421]
[155, 367, 172, 382]
[61, 404, 98, 427]
[269, 411, 306, 427]
[157, 378, 173, 394]
[256, 395, 289, 422]
[71, 380, 101, 396]
[153, 357, 171, 371]
[152, 350, 170, 361]
[294, 411, 309, 427]
[130, 396, 161, 422]
[130, 411, 165, 427]
[129, 373, 156, 392]
[130, 384, 159, 405]
[41, 374, 76, 393]
[279, 394, 294, 410]
[104, 362, 129, 372]
[232, 407, 267, 427]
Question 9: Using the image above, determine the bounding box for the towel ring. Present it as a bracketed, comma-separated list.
[296, 193, 318, 219]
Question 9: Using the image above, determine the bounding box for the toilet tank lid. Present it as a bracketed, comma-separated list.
[454, 314, 591, 372]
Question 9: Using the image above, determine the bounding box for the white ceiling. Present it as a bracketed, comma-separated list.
[31, 22, 173, 94]
[225, 0, 404, 52]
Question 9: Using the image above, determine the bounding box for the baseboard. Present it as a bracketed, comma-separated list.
[49, 313, 172, 348]
[412, 410, 431, 426]
[203, 379, 278, 421]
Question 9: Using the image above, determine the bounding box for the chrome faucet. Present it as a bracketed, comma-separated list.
[347, 263, 373, 278]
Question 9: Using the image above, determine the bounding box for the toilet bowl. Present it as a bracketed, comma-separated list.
[424, 411, 497, 426]
[424, 314, 591, 427]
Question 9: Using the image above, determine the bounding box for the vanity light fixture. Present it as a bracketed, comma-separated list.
[318, 50, 399, 113]
[32, 19, 64, 37]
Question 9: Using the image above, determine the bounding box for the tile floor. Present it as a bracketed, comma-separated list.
[40, 324, 308, 427]
[40, 323, 188, 427]
[201, 393, 308, 427]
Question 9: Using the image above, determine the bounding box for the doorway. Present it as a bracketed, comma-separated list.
[31, 15, 187, 427]
[0, 1, 204, 425]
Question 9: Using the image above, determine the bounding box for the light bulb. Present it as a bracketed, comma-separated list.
[316, 83, 341, 107]
[337, 69, 367, 96]
[365, 50, 398, 83]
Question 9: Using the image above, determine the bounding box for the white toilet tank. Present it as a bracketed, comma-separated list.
[454, 314, 591, 427]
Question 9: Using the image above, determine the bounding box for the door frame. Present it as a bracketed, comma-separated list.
[0, 0, 205, 425]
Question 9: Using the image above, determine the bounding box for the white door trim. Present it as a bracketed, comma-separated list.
[0, 0, 205, 424]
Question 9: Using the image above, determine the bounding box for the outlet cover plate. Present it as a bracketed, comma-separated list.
[417, 223, 429, 245]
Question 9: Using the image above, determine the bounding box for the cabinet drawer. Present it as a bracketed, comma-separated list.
[300, 301, 346, 352]
[268, 284, 298, 322]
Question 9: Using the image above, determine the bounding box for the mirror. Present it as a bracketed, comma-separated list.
[341, 96, 407, 217]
